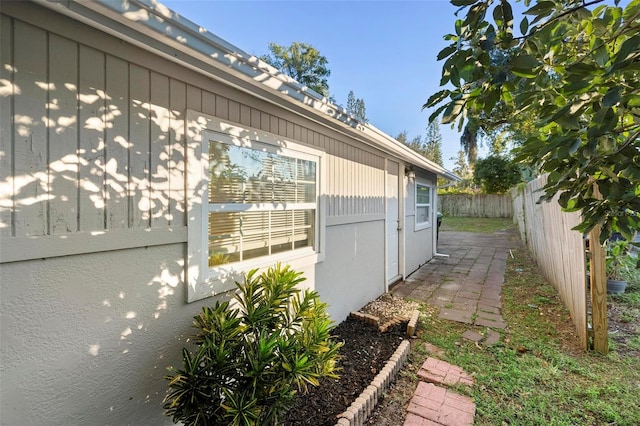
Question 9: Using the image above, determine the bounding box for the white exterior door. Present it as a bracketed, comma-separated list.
[386, 161, 400, 284]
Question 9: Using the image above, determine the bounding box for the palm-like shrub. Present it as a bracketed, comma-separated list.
[164, 264, 342, 425]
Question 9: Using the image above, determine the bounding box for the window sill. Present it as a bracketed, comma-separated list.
[415, 222, 432, 232]
[187, 249, 323, 303]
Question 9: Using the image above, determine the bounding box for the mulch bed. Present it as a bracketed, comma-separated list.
[283, 316, 406, 426]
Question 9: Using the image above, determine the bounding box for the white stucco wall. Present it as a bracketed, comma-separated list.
[0, 244, 217, 425]
[316, 221, 386, 322]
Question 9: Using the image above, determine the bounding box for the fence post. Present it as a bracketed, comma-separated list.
[589, 183, 608, 354]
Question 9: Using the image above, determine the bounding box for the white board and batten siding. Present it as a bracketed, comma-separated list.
[0, 15, 187, 262]
[0, 8, 387, 266]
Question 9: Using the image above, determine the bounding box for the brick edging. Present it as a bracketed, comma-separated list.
[335, 339, 411, 426]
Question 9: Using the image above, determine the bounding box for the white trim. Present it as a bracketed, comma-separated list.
[0, 227, 187, 263]
[415, 180, 433, 231]
[186, 111, 326, 302]
[326, 213, 385, 227]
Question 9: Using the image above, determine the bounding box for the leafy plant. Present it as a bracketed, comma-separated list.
[426, 0, 640, 243]
[606, 239, 633, 280]
[473, 154, 521, 193]
[164, 264, 342, 426]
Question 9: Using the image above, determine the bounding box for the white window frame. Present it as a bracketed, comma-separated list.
[415, 180, 432, 231]
[186, 112, 325, 302]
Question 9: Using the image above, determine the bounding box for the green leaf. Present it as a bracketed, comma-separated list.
[523, 1, 555, 17]
[519, 16, 529, 35]
[442, 99, 466, 124]
[611, 34, 640, 70]
[510, 54, 539, 77]
[437, 44, 457, 60]
[451, 0, 478, 6]
[602, 87, 622, 107]
[427, 104, 448, 123]
[425, 89, 452, 108]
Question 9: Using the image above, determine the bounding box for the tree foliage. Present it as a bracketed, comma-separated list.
[474, 155, 522, 193]
[346, 90, 368, 123]
[395, 124, 444, 166]
[426, 0, 640, 241]
[261, 42, 331, 97]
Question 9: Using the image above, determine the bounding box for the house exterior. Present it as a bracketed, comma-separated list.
[0, 1, 457, 424]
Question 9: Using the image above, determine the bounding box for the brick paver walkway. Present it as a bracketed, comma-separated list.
[392, 231, 517, 329]
[394, 230, 518, 425]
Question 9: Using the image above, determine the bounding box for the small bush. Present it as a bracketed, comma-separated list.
[473, 155, 521, 194]
[164, 264, 342, 426]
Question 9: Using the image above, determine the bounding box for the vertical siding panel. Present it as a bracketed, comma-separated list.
[228, 99, 240, 124]
[357, 150, 362, 214]
[329, 139, 336, 217]
[337, 149, 343, 216]
[150, 72, 170, 228]
[48, 34, 78, 234]
[279, 118, 287, 137]
[294, 124, 301, 142]
[239, 104, 250, 126]
[105, 56, 129, 229]
[251, 108, 261, 130]
[13, 22, 48, 236]
[0, 15, 13, 238]
[260, 111, 270, 133]
[202, 90, 215, 116]
[286, 121, 294, 139]
[186, 84, 201, 111]
[270, 116, 279, 135]
[326, 151, 336, 216]
[215, 95, 229, 120]
[169, 78, 186, 227]
[128, 64, 150, 228]
[78, 45, 106, 231]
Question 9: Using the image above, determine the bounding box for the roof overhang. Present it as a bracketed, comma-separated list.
[33, 0, 459, 181]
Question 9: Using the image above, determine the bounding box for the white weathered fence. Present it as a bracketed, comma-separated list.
[512, 175, 588, 350]
[438, 194, 513, 218]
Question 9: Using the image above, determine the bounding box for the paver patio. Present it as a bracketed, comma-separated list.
[394, 230, 518, 425]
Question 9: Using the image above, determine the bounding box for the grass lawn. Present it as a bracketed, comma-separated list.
[439, 216, 514, 233]
[415, 217, 640, 425]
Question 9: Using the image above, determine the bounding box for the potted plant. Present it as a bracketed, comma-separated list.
[606, 239, 630, 294]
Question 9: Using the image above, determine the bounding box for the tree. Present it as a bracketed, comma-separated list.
[425, 122, 444, 166]
[395, 130, 409, 145]
[396, 125, 444, 166]
[261, 42, 331, 97]
[473, 155, 521, 193]
[346, 90, 368, 123]
[426, 0, 640, 241]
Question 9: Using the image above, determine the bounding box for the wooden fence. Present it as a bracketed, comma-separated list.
[438, 194, 513, 218]
[512, 175, 589, 350]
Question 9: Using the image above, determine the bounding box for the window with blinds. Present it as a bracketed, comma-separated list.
[207, 140, 317, 267]
[416, 182, 431, 227]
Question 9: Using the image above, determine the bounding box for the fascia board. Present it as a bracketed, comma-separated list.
[34, 0, 458, 181]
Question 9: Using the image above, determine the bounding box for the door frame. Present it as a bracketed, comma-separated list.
[385, 159, 403, 289]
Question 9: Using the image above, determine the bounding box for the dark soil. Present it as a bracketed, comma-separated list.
[283, 317, 406, 426]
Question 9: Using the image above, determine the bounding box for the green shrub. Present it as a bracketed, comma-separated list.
[473, 155, 521, 194]
[163, 264, 342, 426]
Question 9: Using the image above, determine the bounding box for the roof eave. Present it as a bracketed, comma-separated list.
[35, 0, 459, 181]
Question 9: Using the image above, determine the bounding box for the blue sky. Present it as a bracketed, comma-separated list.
[162, 0, 476, 170]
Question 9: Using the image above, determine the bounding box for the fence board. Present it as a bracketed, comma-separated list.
[439, 194, 513, 218]
[513, 175, 588, 350]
